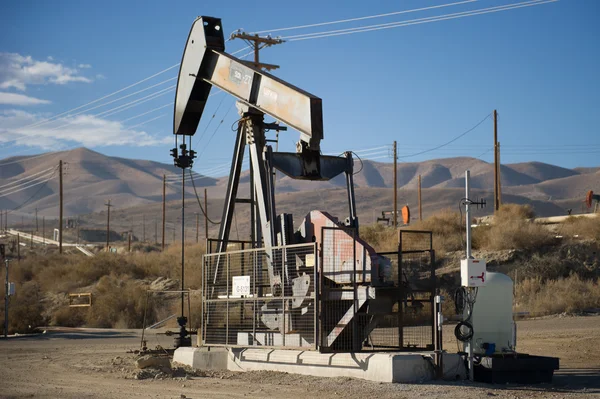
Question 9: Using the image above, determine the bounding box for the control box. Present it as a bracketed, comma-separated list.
[461, 258, 487, 287]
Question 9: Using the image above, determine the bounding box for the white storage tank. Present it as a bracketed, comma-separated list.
[465, 272, 515, 355]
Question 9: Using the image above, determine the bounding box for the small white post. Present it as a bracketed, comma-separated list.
[465, 170, 474, 381]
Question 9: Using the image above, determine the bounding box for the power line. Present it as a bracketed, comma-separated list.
[285, 0, 558, 41]
[0, 151, 61, 167]
[119, 103, 173, 124]
[188, 169, 220, 225]
[0, 171, 56, 196]
[19, 64, 181, 131]
[398, 113, 492, 159]
[253, 0, 477, 34]
[30, 77, 177, 130]
[0, 167, 58, 199]
[0, 167, 56, 189]
[36, 86, 175, 135]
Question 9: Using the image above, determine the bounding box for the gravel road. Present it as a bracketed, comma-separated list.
[1, 316, 599, 399]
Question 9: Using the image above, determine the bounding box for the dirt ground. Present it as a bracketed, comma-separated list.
[1, 316, 599, 399]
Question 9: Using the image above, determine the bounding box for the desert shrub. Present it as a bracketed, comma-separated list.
[514, 274, 600, 315]
[85, 275, 157, 328]
[407, 209, 464, 255]
[477, 204, 555, 251]
[52, 306, 88, 327]
[132, 243, 161, 253]
[495, 203, 536, 220]
[561, 216, 600, 241]
[360, 224, 398, 252]
[1, 281, 48, 334]
[478, 219, 555, 251]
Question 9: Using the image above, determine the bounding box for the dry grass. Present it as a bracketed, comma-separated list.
[476, 204, 555, 251]
[515, 274, 600, 315]
[560, 216, 600, 241]
[359, 224, 398, 252]
[407, 209, 464, 255]
[0, 241, 208, 334]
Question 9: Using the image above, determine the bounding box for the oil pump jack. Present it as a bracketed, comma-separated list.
[175, 17, 394, 351]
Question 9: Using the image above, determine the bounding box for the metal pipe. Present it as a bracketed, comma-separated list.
[181, 167, 185, 317]
[465, 170, 474, 381]
[465, 170, 472, 259]
[4, 259, 8, 337]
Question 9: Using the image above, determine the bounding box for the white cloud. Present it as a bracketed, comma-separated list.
[78, 63, 92, 69]
[0, 92, 51, 106]
[0, 109, 170, 150]
[0, 53, 92, 91]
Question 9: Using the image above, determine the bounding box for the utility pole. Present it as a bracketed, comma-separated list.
[17, 234, 20, 262]
[418, 175, 423, 221]
[204, 188, 208, 240]
[143, 214, 146, 243]
[42, 216, 45, 245]
[162, 175, 166, 251]
[128, 232, 132, 252]
[59, 160, 64, 254]
[493, 110, 500, 212]
[35, 208, 38, 232]
[1, 210, 3, 233]
[155, 218, 158, 245]
[4, 258, 10, 338]
[230, 31, 284, 71]
[105, 200, 112, 251]
[195, 213, 199, 244]
[393, 141, 398, 229]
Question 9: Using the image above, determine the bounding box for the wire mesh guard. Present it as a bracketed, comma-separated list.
[318, 228, 435, 352]
[399, 230, 435, 351]
[202, 243, 317, 349]
[201, 230, 435, 353]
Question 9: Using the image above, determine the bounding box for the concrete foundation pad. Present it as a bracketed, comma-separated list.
[173, 347, 466, 383]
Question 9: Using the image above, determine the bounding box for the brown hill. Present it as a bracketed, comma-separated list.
[0, 147, 217, 217]
[1, 148, 597, 235]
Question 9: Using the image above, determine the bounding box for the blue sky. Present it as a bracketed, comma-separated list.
[0, 0, 598, 175]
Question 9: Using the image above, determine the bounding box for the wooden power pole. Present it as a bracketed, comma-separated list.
[418, 175, 423, 221]
[162, 174, 166, 250]
[195, 213, 199, 244]
[393, 141, 398, 229]
[230, 32, 284, 71]
[204, 188, 209, 240]
[493, 110, 500, 212]
[105, 200, 112, 251]
[59, 160, 63, 254]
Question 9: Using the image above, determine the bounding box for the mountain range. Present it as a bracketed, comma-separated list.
[0, 147, 597, 239]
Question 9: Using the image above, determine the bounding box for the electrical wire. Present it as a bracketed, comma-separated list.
[285, 0, 558, 41]
[196, 102, 237, 159]
[398, 113, 492, 159]
[126, 114, 166, 130]
[33, 77, 177, 126]
[0, 167, 56, 189]
[3, 168, 58, 211]
[0, 152, 60, 167]
[188, 169, 221, 225]
[19, 63, 181, 131]
[253, 0, 477, 34]
[0, 171, 57, 196]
